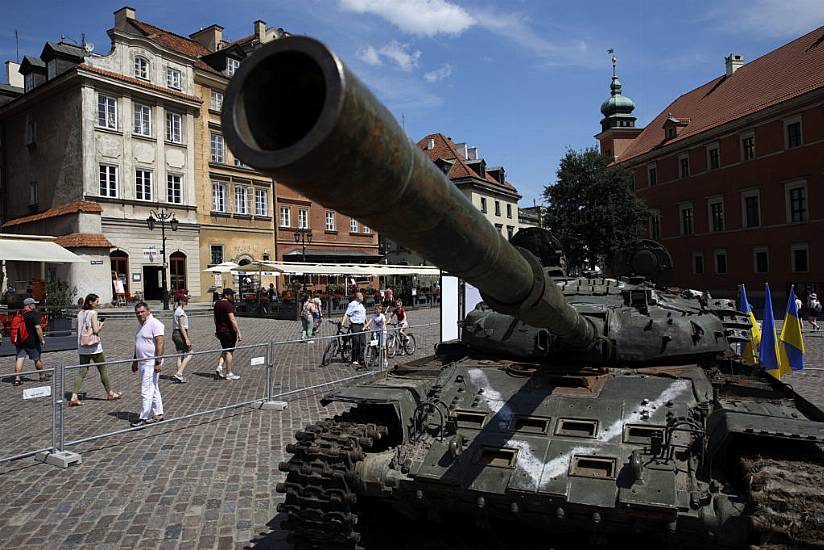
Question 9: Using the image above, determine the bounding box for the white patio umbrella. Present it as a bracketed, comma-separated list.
[204, 261, 240, 273]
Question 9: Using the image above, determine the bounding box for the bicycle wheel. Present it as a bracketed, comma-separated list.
[387, 333, 398, 358]
[321, 339, 339, 366]
[403, 334, 417, 355]
[363, 344, 373, 369]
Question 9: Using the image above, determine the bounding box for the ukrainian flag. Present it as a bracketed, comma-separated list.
[778, 285, 804, 374]
[739, 284, 761, 365]
[759, 283, 782, 379]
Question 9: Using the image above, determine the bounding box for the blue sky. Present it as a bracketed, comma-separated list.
[3, 0, 823, 205]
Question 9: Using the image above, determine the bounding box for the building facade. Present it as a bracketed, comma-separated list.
[598, 28, 824, 302]
[0, 7, 203, 303]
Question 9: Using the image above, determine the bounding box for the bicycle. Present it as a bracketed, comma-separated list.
[387, 324, 417, 358]
[321, 320, 352, 366]
[363, 331, 388, 370]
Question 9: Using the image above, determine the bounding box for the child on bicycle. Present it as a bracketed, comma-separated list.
[391, 299, 408, 342]
[365, 304, 388, 367]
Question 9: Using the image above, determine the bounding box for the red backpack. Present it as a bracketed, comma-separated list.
[10, 312, 29, 346]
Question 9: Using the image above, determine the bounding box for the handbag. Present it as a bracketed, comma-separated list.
[79, 311, 101, 346]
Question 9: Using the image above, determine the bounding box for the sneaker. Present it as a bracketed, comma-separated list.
[215, 365, 226, 379]
[130, 419, 149, 428]
[173, 373, 187, 383]
[225, 373, 240, 381]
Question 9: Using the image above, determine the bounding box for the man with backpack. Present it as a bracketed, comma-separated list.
[12, 298, 47, 386]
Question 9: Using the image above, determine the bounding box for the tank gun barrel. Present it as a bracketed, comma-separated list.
[222, 37, 594, 344]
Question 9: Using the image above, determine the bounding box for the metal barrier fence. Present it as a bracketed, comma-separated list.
[0, 321, 440, 467]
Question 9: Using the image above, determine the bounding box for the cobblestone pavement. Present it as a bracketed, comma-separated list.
[0, 310, 822, 549]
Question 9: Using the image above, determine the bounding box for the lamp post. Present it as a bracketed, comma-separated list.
[293, 228, 312, 293]
[146, 209, 179, 310]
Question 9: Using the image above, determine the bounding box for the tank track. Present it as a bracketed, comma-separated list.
[276, 412, 388, 549]
[741, 444, 824, 548]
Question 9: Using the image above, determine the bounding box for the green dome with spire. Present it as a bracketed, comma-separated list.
[599, 51, 637, 131]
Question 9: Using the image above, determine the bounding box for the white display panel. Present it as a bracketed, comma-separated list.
[440, 275, 460, 342]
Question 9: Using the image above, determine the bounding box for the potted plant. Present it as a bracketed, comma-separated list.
[44, 279, 78, 336]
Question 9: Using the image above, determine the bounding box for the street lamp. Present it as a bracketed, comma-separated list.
[146, 208, 179, 310]
[293, 228, 312, 292]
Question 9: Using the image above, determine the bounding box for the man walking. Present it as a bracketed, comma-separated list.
[130, 302, 164, 428]
[343, 292, 366, 366]
[12, 297, 47, 386]
[214, 288, 242, 380]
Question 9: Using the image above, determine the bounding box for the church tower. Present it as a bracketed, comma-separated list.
[595, 50, 643, 163]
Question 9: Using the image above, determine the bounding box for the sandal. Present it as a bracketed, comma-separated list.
[13, 379, 22, 387]
[68, 399, 83, 407]
[107, 392, 122, 401]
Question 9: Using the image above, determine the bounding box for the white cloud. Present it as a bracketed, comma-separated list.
[357, 41, 422, 71]
[339, 0, 475, 37]
[711, 0, 824, 37]
[424, 63, 453, 82]
[356, 45, 382, 66]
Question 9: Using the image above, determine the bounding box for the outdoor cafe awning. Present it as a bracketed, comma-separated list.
[266, 262, 441, 276]
[0, 234, 84, 263]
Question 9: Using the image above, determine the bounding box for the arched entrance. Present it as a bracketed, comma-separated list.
[110, 250, 129, 296]
[170, 251, 187, 292]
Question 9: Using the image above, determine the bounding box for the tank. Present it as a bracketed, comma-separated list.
[222, 37, 824, 548]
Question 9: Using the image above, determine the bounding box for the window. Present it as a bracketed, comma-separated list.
[480, 197, 487, 213]
[227, 58, 240, 76]
[692, 252, 704, 274]
[647, 163, 657, 186]
[785, 118, 802, 149]
[506, 204, 512, 218]
[666, 127, 676, 139]
[363, 225, 371, 234]
[708, 197, 725, 232]
[649, 210, 661, 240]
[133, 103, 152, 137]
[741, 190, 760, 228]
[279, 206, 291, 227]
[678, 154, 690, 178]
[24, 116, 36, 145]
[254, 189, 268, 216]
[792, 243, 809, 273]
[210, 90, 223, 111]
[786, 182, 807, 223]
[507, 226, 514, 239]
[210, 244, 224, 265]
[212, 181, 226, 212]
[679, 203, 694, 235]
[325, 210, 336, 231]
[753, 248, 769, 274]
[134, 56, 149, 80]
[714, 250, 728, 274]
[210, 133, 224, 163]
[297, 208, 309, 229]
[741, 133, 755, 161]
[235, 186, 249, 214]
[29, 180, 38, 206]
[135, 170, 152, 201]
[495, 223, 503, 235]
[97, 94, 117, 129]
[495, 200, 501, 216]
[166, 67, 181, 90]
[99, 165, 118, 197]
[166, 112, 182, 143]
[167, 174, 182, 204]
[350, 218, 359, 232]
[24, 72, 36, 92]
[707, 143, 720, 170]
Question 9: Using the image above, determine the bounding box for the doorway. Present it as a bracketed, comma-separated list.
[143, 266, 163, 300]
[110, 250, 130, 295]
[170, 251, 187, 292]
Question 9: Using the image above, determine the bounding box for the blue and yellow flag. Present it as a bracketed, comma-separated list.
[759, 283, 782, 379]
[779, 285, 804, 374]
[739, 284, 761, 365]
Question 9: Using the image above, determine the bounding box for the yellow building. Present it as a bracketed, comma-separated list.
[189, 22, 284, 299]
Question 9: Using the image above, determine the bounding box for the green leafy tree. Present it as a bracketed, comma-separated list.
[543, 147, 647, 272]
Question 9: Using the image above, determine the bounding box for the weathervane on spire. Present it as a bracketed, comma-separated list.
[607, 48, 617, 78]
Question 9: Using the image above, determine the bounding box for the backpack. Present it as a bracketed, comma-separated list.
[10, 312, 29, 346]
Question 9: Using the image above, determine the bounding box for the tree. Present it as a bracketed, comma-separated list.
[543, 147, 647, 272]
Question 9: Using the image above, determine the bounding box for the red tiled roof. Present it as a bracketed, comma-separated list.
[621, 25, 824, 162]
[79, 64, 201, 103]
[416, 133, 519, 193]
[54, 233, 114, 249]
[2, 201, 102, 228]
[229, 34, 255, 47]
[131, 20, 210, 59]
